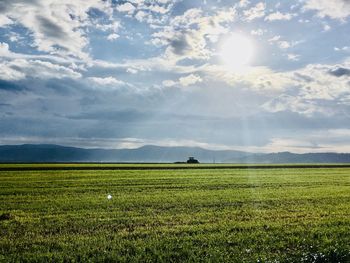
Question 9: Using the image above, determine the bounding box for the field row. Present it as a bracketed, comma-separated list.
[0, 167, 349, 262]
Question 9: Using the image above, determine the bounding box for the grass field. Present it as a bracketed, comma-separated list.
[0, 165, 349, 262]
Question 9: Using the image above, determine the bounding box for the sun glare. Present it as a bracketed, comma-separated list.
[220, 33, 254, 72]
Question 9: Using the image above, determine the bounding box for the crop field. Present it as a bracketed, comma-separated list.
[0, 165, 349, 262]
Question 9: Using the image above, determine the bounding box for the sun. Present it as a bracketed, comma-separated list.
[220, 33, 255, 72]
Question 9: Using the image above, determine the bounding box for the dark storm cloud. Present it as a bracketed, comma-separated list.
[169, 34, 191, 56]
[69, 108, 224, 122]
[37, 16, 67, 39]
[69, 109, 152, 122]
[329, 67, 350, 77]
[294, 72, 314, 83]
[43, 78, 81, 96]
[0, 80, 25, 91]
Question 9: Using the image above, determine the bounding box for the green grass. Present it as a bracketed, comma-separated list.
[0, 166, 349, 262]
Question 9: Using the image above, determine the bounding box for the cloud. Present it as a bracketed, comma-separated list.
[328, 67, 350, 77]
[95, 21, 121, 32]
[238, 0, 250, 8]
[287, 53, 300, 61]
[323, 24, 331, 31]
[268, 36, 301, 50]
[162, 74, 202, 87]
[260, 129, 350, 153]
[116, 2, 136, 14]
[147, 5, 169, 14]
[201, 65, 295, 92]
[263, 94, 317, 116]
[88, 77, 125, 86]
[278, 41, 291, 49]
[69, 109, 151, 122]
[0, 0, 113, 59]
[119, 0, 175, 25]
[0, 42, 12, 56]
[268, 35, 281, 42]
[179, 74, 203, 87]
[1, 0, 350, 154]
[200, 56, 350, 118]
[0, 79, 24, 91]
[0, 14, 12, 27]
[162, 80, 176, 87]
[0, 62, 26, 81]
[0, 58, 81, 81]
[243, 2, 265, 21]
[135, 11, 147, 22]
[152, 7, 236, 61]
[304, 0, 350, 20]
[334, 46, 350, 52]
[107, 33, 120, 41]
[262, 62, 350, 116]
[250, 29, 265, 36]
[265, 11, 295, 21]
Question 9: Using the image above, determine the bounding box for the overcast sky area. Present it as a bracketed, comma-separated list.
[1, 0, 350, 153]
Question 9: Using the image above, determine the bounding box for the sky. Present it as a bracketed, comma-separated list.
[0, 0, 350, 153]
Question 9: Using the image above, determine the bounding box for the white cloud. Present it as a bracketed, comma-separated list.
[201, 57, 350, 120]
[243, 2, 265, 21]
[287, 53, 300, 61]
[0, 0, 114, 60]
[162, 80, 176, 87]
[90, 56, 187, 76]
[269, 36, 302, 50]
[0, 15, 12, 27]
[124, 0, 174, 24]
[162, 74, 203, 88]
[278, 41, 291, 49]
[0, 41, 83, 67]
[304, 0, 350, 20]
[95, 21, 121, 32]
[0, 58, 81, 81]
[298, 18, 310, 23]
[7, 32, 24, 43]
[252, 129, 350, 153]
[147, 5, 169, 14]
[250, 29, 265, 36]
[179, 74, 203, 87]
[0, 42, 12, 56]
[334, 46, 350, 52]
[238, 0, 250, 8]
[116, 3, 136, 14]
[261, 62, 350, 117]
[268, 35, 281, 42]
[0, 64, 26, 81]
[202, 65, 295, 92]
[88, 77, 125, 86]
[323, 24, 331, 31]
[153, 7, 236, 62]
[265, 11, 295, 21]
[107, 33, 120, 41]
[263, 94, 318, 116]
[135, 11, 147, 22]
[126, 68, 138, 74]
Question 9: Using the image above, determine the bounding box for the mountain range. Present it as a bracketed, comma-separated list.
[1, 144, 350, 163]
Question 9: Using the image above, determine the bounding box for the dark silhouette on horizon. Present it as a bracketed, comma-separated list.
[187, 157, 199, 164]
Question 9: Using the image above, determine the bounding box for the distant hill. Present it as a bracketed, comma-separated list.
[0, 144, 350, 163]
[227, 152, 350, 164]
[0, 144, 247, 163]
